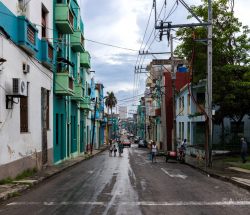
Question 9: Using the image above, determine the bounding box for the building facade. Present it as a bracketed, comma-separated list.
[0, 0, 54, 179]
[175, 81, 250, 156]
[53, 0, 92, 163]
[119, 106, 127, 119]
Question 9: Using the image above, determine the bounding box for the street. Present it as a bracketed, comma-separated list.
[1, 144, 250, 215]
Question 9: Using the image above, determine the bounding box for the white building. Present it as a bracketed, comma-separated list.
[0, 0, 53, 179]
[175, 81, 250, 156]
[119, 106, 127, 119]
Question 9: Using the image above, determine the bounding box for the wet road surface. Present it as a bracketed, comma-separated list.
[1, 144, 250, 215]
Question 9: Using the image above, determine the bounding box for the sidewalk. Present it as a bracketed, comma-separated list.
[0, 145, 108, 202]
[185, 155, 250, 191]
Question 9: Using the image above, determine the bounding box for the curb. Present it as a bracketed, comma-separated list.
[185, 161, 250, 192]
[0, 146, 108, 203]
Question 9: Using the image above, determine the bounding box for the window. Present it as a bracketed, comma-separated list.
[27, 25, 36, 45]
[196, 93, 205, 113]
[42, 5, 48, 38]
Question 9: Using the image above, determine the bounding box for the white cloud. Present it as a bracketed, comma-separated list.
[81, 0, 250, 110]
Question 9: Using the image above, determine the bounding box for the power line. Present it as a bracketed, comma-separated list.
[118, 93, 145, 102]
[85, 39, 138, 52]
[0, 10, 139, 53]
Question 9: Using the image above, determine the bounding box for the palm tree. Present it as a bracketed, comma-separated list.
[104, 91, 117, 115]
[104, 91, 117, 140]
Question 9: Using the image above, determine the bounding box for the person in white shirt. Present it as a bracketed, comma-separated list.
[151, 141, 157, 163]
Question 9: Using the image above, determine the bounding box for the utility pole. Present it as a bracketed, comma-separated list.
[153, 0, 213, 166]
[91, 97, 97, 154]
[170, 34, 176, 151]
[206, 0, 213, 167]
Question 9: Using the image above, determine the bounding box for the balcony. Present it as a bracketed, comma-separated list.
[80, 96, 91, 111]
[70, 30, 84, 52]
[54, 70, 74, 96]
[72, 82, 84, 101]
[41, 39, 54, 69]
[80, 52, 91, 68]
[55, 4, 74, 34]
[17, 16, 38, 55]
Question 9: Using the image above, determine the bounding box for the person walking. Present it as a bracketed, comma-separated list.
[113, 144, 117, 157]
[109, 139, 113, 156]
[241, 137, 248, 163]
[118, 141, 123, 157]
[151, 141, 157, 163]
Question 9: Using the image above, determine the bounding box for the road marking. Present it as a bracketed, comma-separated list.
[7, 201, 250, 206]
[161, 168, 187, 179]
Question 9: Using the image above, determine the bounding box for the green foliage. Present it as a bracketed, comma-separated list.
[175, 0, 250, 122]
[104, 91, 117, 114]
[0, 177, 13, 185]
[15, 168, 37, 180]
[213, 65, 250, 123]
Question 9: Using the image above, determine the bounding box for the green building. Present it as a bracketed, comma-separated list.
[53, 0, 91, 163]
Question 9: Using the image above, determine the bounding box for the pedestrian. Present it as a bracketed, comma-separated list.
[109, 139, 113, 157]
[118, 141, 123, 157]
[240, 137, 248, 163]
[181, 139, 187, 149]
[151, 141, 157, 163]
[113, 144, 117, 157]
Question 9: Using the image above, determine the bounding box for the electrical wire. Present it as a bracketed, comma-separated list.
[0, 10, 139, 53]
[117, 93, 145, 102]
[164, 0, 179, 21]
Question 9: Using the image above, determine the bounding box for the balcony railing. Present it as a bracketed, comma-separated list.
[70, 30, 84, 52]
[80, 51, 91, 68]
[55, 4, 74, 34]
[54, 70, 75, 96]
[41, 39, 54, 69]
[17, 16, 38, 55]
[80, 96, 91, 111]
[72, 82, 84, 101]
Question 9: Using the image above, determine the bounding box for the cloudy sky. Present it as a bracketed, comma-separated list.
[79, 0, 249, 114]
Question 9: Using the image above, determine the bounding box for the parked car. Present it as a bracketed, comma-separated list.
[122, 139, 131, 147]
[138, 139, 147, 148]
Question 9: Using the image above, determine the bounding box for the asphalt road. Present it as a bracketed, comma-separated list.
[1, 144, 250, 215]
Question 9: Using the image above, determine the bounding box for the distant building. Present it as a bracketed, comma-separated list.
[119, 106, 127, 119]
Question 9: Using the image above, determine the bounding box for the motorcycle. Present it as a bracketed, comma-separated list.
[177, 146, 186, 163]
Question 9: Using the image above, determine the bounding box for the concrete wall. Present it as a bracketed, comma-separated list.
[0, 0, 53, 179]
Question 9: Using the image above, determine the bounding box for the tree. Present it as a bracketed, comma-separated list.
[175, 0, 250, 139]
[104, 91, 117, 139]
[104, 91, 117, 115]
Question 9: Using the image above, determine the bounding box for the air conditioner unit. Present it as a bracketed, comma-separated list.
[12, 78, 27, 96]
[23, 63, 30, 73]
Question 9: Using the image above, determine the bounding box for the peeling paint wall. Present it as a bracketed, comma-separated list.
[0, 0, 53, 177]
